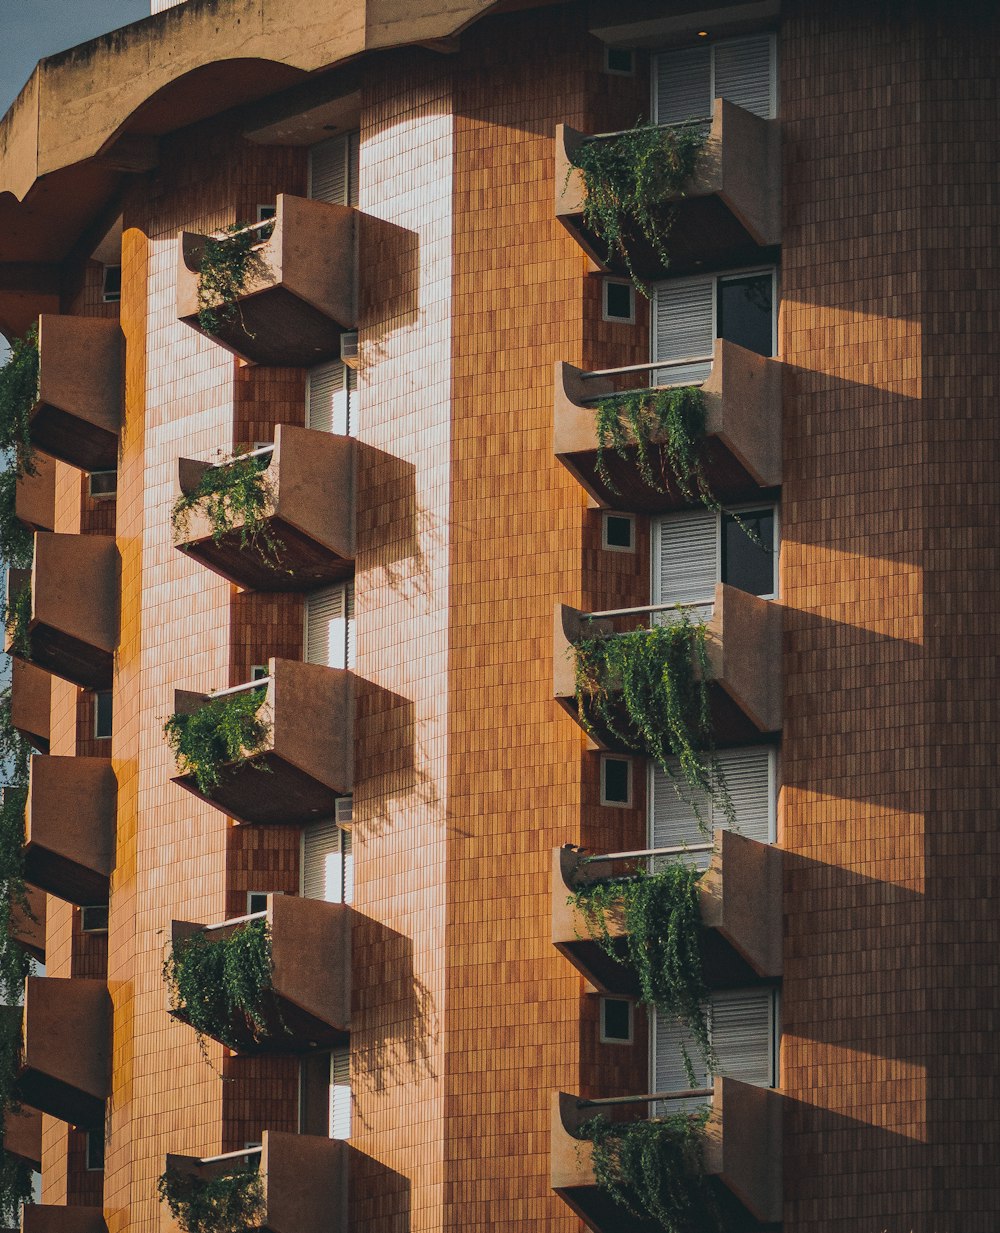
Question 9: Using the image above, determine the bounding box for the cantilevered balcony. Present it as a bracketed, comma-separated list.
[553, 831, 782, 996]
[4, 1104, 42, 1170]
[29, 316, 123, 471]
[9, 659, 51, 752]
[555, 98, 781, 276]
[10, 884, 46, 962]
[24, 757, 116, 906]
[177, 194, 357, 365]
[171, 659, 354, 825]
[11, 534, 119, 690]
[19, 977, 110, 1128]
[552, 1080, 782, 1229]
[170, 893, 350, 1054]
[15, 453, 55, 533]
[554, 340, 781, 512]
[165, 1132, 348, 1233]
[554, 584, 782, 744]
[22, 1209, 107, 1233]
[174, 426, 356, 591]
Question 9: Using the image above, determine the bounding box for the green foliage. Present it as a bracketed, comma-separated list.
[158, 1163, 265, 1233]
[4, 582, 31, 660]
[163, 919, 278, 1051]
[163, 688, 269, 796]
[0, 785, 30, 1008]
[594, 386, 715, 507]
[569, 123, 705, 292]
[0, 329, 38, 478]
[0, 1149, 34, 1228]
[0, 470, 33, 574]
[580, 1111, 718, 1233]
[197, 222, 273, 335]
[573, 613, 732, 823]
[171, 450, 282, 561]
[571, 863, 713, 1076]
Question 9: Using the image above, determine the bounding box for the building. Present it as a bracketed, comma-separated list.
[0, 0, 996, 1229]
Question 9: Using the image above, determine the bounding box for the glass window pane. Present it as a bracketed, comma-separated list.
[721, 509, 774, 596]
[717, 274, 773, 356]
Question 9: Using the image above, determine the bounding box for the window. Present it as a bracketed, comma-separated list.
[604, 46, 635, 76]
[86, 1128, 105, 1171]
[600, 755, 632, 807]
[603, 279, 635, 324]
[94, 691, 113, 739]
[330, 1047, 351, 1139]
[256, 205, 277, 222]
[81, 905, 109, 933]
[250, 665, 269, 681]
[305, 581, 355, 670]
[247, 892, 269, 915]
[602, 512, 635, 553]
[600, 997, 634, 1044]
[299, 1049, 351, 1140]
[308, 132, 360, 207]
[653, 987, 777, 1113]
[301, 799, 353, 904]
[307, 360, 356, 436]
[652, 34, 776, 125]
[101, 265, 122, 304]
[88, 471, 117, 500]
[651, 268, 776, 386]
[651, 504, 778, 619]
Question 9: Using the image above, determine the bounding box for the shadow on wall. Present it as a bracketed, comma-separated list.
[356, 213, 420, 361]
[356, 445, 421, 588]
[354, 680, 419, 840]
[348, 1148, 411, 1233]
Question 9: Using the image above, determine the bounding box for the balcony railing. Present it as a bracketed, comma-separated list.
[176, 194, 358, 365]
[18, 976, 110, 1128]
[173, 425, 356, 591]
[15, 453, 55, 533]
[10, 884, 46, 962]
[29, 316, 123, 471]
[24, 756, 116, 905]
[9, 659, 51, 752]
[164, 1131, 348, 1233]
[169, 894, 350, 1054]
[554, 340, 781, 511]
[170, 659, 354, 825]
[555, 98, 781, 275]
[552, 1079, 782, 1228]
[553, 832, 782, 996]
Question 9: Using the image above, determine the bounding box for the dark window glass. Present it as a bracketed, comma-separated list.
[102, 266, 121, 303]
[87, 1129, 105, 1171]
[605, 281, 633, 320]
[248, 893, 269, 915]
[81, 905, 109, 932]
[605, 47, 635, 74]
[602, 998, 633, 1041]
[604, 515, 633, 549]
[602, 757, 630, 804]
[95, 691, 113, 739]
[717, 273, 773, 356]
[721, 508, 775, 596]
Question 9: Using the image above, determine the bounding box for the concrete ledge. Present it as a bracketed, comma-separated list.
[15, 454, 55, 533]
[19, 977, 110, 1128]
[10, 884, 46, 962]
[24, 756, 116, 906]
[9, 659, 51, 752]
[705, 584, 782, 735]
[4, 1104, 42, 1170]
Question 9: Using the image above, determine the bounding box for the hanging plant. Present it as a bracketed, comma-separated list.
[197, 222, 273, 335]
[158, 1162, 265, 1233]
[0, 783, 30, 1009]
[571, 862, 713, 1077]
[0, 1150, 34, 1229]
[572, 613, 732, 823]
[0, 329, 39, 478]
[580, 1111, 719, 1233]
[4, 583, 31, 660]
[171, 450, 282, 561]
[163, 919, 279, 1051]
[163, 688, 270, 796]
[0, 470, 34, 575]
[569, 123, 706, 292]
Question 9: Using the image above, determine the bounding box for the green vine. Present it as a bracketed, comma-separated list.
[0, 329, 38, 478]
[163, 919, 279, 1052]
[573, 614, 732, 824]
[171, 450, 282, 561]
[580, 1112, 719, 1233]
[4, 583, 31, 660]
[158, 1163, 264, 1233]
[197, 223, 273, 335]
[0, 785, 30, 1009]
[0, 1150, 34, 1228]
[0, 470, 33, 574]
[163, 688, 269, 796]
[571, 863, 713, 1077]
[569, 122, 705, 292]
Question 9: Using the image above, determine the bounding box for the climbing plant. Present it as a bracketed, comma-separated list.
[163, 919, 278, 1051]
[196, 222, 273, 335]
[0, 470, 33, 575]
[0, 1150, 33, 1229]
[4, 582, 31, 660]
[163, 687, 269, 795]
[569, 122, 706, 292]
[0, 782, 30, 1009]
[571, 862, 713, 1075]
[158, 1162, 265, 1233]
[0, 329, 39, 478]
[579, 1111, 718, 1233]
[171, 449, 281, 561]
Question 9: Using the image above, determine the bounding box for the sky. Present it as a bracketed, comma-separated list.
[0, 0, 149, 117]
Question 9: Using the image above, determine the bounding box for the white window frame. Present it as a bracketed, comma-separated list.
[246, 891, 278, 915]
[602, 512, 636, 553]
[650, 265, 779, 373]
[600, 996, 635, 1045]
[603, 277, 636, 324]
[80, 905, 109, 934]
[256, 205, 277, 223]
[88, 471, 117, 501]
[650, 32, 778, 123]
[93, 690, 113, 740]
[603, 45, 635, 76]
[600, 754, 633, 808]
[651, 501, 779, 610]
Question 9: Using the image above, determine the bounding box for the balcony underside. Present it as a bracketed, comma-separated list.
[29, 405, 118, 473]
[10, 885, 47, 962]
[171, 990, 348, 1055]
[15, 455, 55, 533]
[173, 749, 344, 827]
[23, 624, 113, 692]
[197, 287, 348, 367]
[178, 516, 354, 591]
[19, 977, 109, 1130]
[10, 659, 51, 753]
[4, 1105, 42, 1170]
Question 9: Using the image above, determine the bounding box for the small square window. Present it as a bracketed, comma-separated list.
[86, 1128, 105, 1171]
[257, 206, 277, 222]
[601, 756, 632, 807]
[600, 997, 634, 1044]
[101, 265, 121, 304]
[603, 279, 635, 324]
[251, 665, 269, 681]
[602, 513, 635, 553]
[247, 892, 270, 915]
[81, 905, 109, 933]
[603, 47, 635, 76]
[94, 691, 112, 739]
[88, 471, 117, 500]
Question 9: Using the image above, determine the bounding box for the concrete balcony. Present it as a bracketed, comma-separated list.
[9, 660, 51, 753]
[22, 1210, 107, 1233]
[29, 316, 123, 471]
[170, 893, 350, 1054]
[554, 583, 782, 744]
[171, 658, 354, 825]
[5, 1104, 42, 1170]
[24, 757, 116, 906]
[13, 534, 119, 690]
[552, 1079, 782, 1228]
[555, 98, 781, 275]
[19, 976, 110, 1129]
[553, 832, 782, 997]
[15, 453, 55, 533]
[165, 1132, 348, 1233]
[177, 194, 357, 366]
[554, 340, 781, 512]
[174, 426, 356, 591]
[10, 884, 46, 962]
